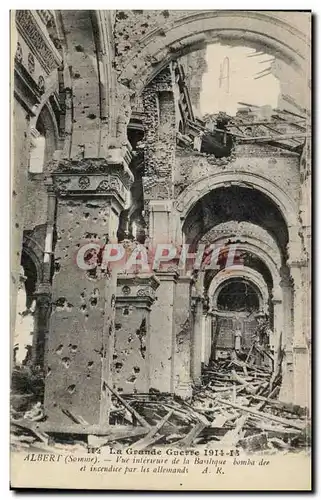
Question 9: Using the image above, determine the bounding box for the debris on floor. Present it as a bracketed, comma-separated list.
[10, 354, 310, 453]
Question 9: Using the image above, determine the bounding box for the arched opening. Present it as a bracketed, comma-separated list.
[213, 277, 265, 359]
[185, 183, 289, 372]
[182, 184, 289, 261]
[117, 11, 310, 111]
[217, 279, 260, 312]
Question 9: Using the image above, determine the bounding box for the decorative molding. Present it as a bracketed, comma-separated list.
[48, 156, 134, 189]
[15, 42, 23, 63]
[122, 285, 131, 296]
[78, 176, 90, 189]
[38, 75, 45, 94]
[37, 10, 54, 27]
[51, 173, 128, 204]
[97, 177, 122, 193]
[137, 287, 156, 300]
[15, 10, 62, 75]
[27, 52, 35, 74]
[116, 273, 160, 306]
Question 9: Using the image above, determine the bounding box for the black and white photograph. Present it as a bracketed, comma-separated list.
[10, 9, 311, 490]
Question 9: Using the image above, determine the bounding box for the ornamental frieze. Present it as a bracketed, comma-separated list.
[97, 177, 122, 193]
[52, 174, 127, 200]
[47, 156, 133, 189]
[137, 287, 156, 300]
[78, 176, 90, 189]
[15, 10, 62, 74]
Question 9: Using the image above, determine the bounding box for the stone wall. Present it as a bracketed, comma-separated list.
[174, 144, 301, 208]
[11, 100, 30, 335]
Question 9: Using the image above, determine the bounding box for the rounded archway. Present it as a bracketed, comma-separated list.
[208, 267, 270, 360]
[116, 11, 310, 93]
[176, 171, 298, 229]
[182, 184, 290, 259]
[217, 280, 261, 313]
[209, 265, 269, 314]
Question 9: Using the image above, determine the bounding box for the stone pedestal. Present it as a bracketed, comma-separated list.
[44, 156, 132, 427]
[113, 274, 159, 394]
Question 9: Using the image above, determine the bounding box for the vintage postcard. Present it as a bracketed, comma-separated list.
[10, 10, 311, 490]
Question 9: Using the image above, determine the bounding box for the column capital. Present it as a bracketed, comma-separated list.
[50, 161, 133, 213]
[116, 273, 160, 307]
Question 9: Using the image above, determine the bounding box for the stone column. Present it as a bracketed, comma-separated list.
[173, 275, 193, 399]
[291, 262, 310, 408]
[191, 294, 203, 385]
[149, 271, 178, 393]
[271, 291, 283, 351]
[113, 274, 159, 394]
[203, 313, 212, 367]
[140, 66, 179, 394]
[279, 275, 294, 403]
[43, 154, 133, 428]
[211, 314, 218, 361]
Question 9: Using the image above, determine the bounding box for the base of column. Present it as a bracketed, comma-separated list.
[175, 382, 193, 400]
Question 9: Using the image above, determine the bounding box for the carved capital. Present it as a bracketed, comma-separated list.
[116, 273, 160, 306]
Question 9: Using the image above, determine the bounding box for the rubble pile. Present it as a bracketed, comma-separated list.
[11, 356, 310, 453]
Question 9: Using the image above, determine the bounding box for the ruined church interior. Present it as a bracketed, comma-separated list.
[11, 10, 311, 450]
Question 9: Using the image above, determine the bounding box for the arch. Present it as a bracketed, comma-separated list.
[217, 280, 260, 313]
[200, 221, 281, 270]
[209, 266, 269, 313]
[117, 11, 310, 93]
[30, 72, 60, 125]
[175, 171, 299, 229]
[200, 226, 282, 296]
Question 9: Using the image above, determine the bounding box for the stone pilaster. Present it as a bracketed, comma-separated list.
[290, 262, 310, 408]
[278, 274, 294, 403]
[203, 312, 212, 367]
[43, 152, 133, 427]
[173, 275, 193, 399]
[191, 293, 203, 385]
[271, 293, 283, 352]
[149, 271, 179, 393]
[114, 274, 159, 394]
